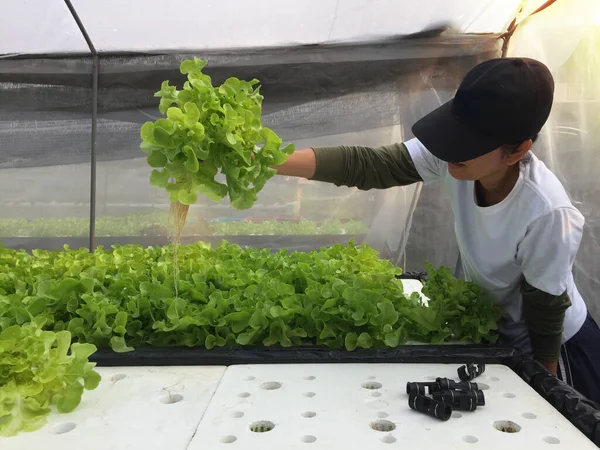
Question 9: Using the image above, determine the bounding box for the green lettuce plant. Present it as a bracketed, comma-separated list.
[0, 242, 501, 354]
[140, 58, 294, 210]
[0, 320, 100, 436]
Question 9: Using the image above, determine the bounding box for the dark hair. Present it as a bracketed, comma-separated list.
[501, 133, 537, 163]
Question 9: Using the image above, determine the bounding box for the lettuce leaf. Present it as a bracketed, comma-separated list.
[140, 57, 294, 209]
[0, 321, 100, 436]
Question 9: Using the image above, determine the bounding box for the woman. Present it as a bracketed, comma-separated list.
[273, 57, 600, 404]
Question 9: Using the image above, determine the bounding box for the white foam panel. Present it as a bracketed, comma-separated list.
[1, 366, 226, 450]
[189, 363, 595, 450]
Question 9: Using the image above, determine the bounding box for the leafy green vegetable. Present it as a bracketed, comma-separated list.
[0, 320, 100, 436]
[421, 262, 502, 343]
[140, 57, 295, 209]
[0, 241, 500, 353]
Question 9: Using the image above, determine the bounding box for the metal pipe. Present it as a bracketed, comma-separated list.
[63, 0, 98, 251]
[89, 56, 98, 250]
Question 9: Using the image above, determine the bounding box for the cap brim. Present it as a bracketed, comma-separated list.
[411, 100, 503, 163]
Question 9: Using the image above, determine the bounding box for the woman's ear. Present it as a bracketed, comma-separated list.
[506, 139, 533, 165]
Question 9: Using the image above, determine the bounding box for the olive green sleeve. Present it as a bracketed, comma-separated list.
[310, 143, 423, 190]
[520, 280, 572, 362]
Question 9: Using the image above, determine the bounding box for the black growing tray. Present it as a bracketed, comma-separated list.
[89, 343, 516, 367]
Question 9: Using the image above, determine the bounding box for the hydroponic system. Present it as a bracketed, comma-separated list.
[1, 0, 599, 449]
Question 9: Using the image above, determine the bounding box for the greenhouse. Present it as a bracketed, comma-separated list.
[1, 0, 599, 448]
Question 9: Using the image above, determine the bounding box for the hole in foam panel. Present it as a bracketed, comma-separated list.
[250, 421, 275, 433]
[110, 373, 126, 382]
[542, 436, 560, 445]
[463, 435, 478, 444]
[304, 376, 316, 380]
[303, 392, 316, 398]
[522, 412, 537, 420]
[376, 412, 388, 418]
[370, 420, 396, 432]
[362, 381, 383, 390]
[493, 420, 521, 433]
[452, 412, 463, 419]
[302, 411, 317, 418]
[301, 435, 317, 443]
[53, 423, 76, 435]
[381, 435, 396, 444]
[237, 392, 251, 398]
[367, 376, 377, 380]
[503, 392, 516, 398]
[491, 377, 500, 381]
[244, 376, 256, 381]
[159, 393, 183, 404]
[221, 436, 237, 444]
[371, 392, 382, 398]
[478, 383, 490, 390]
[231, 411, 244, 418]
[260, 381, 282, 390]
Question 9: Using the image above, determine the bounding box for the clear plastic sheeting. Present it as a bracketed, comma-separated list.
[69, 0, 517, 52]
[404, 0, 600, 323]
[0, 56, 93, 245]
[105, 44, 493, 262]
[0, 34, 498, 257]
[510, 0, 600, 321]
[0, 0, 520, 56]
[0, 0, 89, 56]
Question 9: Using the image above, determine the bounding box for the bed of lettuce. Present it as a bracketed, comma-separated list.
[0, 241, 501, 353]
[0, 241, 502, 436]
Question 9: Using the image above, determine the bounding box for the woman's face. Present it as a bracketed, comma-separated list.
[447, 148, 508, 181]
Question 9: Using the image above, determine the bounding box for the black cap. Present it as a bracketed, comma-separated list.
[411, 57, 554, 163]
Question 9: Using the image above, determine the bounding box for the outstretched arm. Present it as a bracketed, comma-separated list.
[272, 149, 317, 179]
[273, 143, 423, 190]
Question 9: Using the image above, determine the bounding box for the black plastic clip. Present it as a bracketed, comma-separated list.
[433, 377, 479, 393]
[458, 363, 486, 381]
[408, 393, 452, 421]
[432, 389, 485, 411]
[406, 381, 438, 396]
